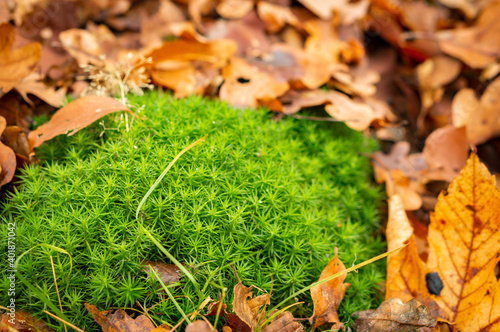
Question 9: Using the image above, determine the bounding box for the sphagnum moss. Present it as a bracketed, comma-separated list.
[1, 91, 385, 330]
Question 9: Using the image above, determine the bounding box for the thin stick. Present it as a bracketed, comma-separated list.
[43, 310, 85, 332]
[49, 256, 67, 332]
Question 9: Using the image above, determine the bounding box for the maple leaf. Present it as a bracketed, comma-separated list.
[352, 298, 437, 332]
[0, 23, 41, 98]
[309, 247, 350, 330]
[385, 153, 500, 331]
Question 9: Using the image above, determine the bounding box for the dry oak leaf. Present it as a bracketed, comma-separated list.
[216, 0, 254, 20]
[371, 142, 429, 211]
[309, 247, 350, 330]
[452, 75, 500, 145]
[352, 298, 437, 332]
[257, 2, 300, 33]
[0, 311, 54, 332]
[185, 320, 216, 332]
[220, 57, 289, 110]
[141, 261, 181, 286]
[0, 23, 41, 98]
[422, 126, 468, 183]
[386, 154, 500, 331]
[436, 1, 500, 69]
[0, 116, 16, 187]
[28, 96, 132, 151]
[261, 311, 303, 332]
[282, 90, 381, 131]
[225, 282, 270, 332]
[85, 303, 168, 332]
[15, 73, 67, 108]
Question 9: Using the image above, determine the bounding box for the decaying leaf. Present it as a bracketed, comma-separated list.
[352, 298, 437, 332]
[257, 2, 300, 33]
[297, 0, 369, 24]
[309, 247, 350, 330]
[216, 0, 254, 20]
[386, 153, 500, 331]
[0, 23, 41, 97]
[371, 142, 428, 210]
[0, 116, 16, 187]
[185, 320, 216, 332]
[85, 303, 166, 332]
[15, 73, 67, 108]
[225, 282, 270, 332]
[261, 311, 303, 332]
[141, 261, 181, 285]
[452, 75, 500, 145]
[28, 96, 133, 151]
[437, 2, 500, 69]
[0, 311, 54, 332]
[220, 57, 289, 109]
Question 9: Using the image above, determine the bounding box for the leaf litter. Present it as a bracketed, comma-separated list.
[2, 0, 500, 331]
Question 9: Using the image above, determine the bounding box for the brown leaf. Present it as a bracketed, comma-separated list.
[220, 57, 289, 109]
[352, 298, 437, 332]
[282, 90, 381, 131]
[437, 2, 500, 69]
[452, 75, 500, 145]
[216, 0, 254, 20]
[15, 73, 67, 108]
[371, 142, 429, 211]
[297, 0, 369, 24]
[0, 311, 54, 332]
[0, 23, 41, 98]
[185, 320, 216, 332]
[207, 301, 228, 316]
[28, 96, 132, 151]
[2, 125, 30, 158]
[386, 154, 500, 331]
[422, 126, 468, 183]
[141, 261, 181, 285]
[261, 311, 303, 332]
[309, 247, 350, 330]
[226, 282, 270, 332]
[257, 2, 300, 33]
[85, 303, 156, 332]
[0, 116, 16, 187]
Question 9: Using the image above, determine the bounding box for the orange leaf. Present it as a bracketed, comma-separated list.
[386, 154, 500, 331]
[85, 303, 159, 332]
[226, 282, 270, 332]
[28, 96, 133, 151]
[309, 247, 350, 330]
[0, 116, 16, 187]
[352, 298, 437, 331]
[0, 23, 41, 97]
[185, 320, 215, 332]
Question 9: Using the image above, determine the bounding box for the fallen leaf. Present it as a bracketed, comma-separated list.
[141, 261, 181, 285]
[452, 75, 500, 145]
[185, 320, 216, 332]
[216, 0, 254, 20]
[386, 154, 500, 331]
[220, 57, 289, 109]
[2, 125, 30, 158]
[261, 311, 303, 332]
[0, 311, 54, 332]
[15, 73, 67, 107]
[371, 142, 429, 211]
[309, 247, 350, 330]
[85, 303, 159, 332]
[207, 301, 228, 316]
[437, 2, 500, 69]
[0, 23, 41, 97]
[297, 0, 369, 24]
[257, 2, 300, 33]
[437, 0, 490, 19]
[352, 298, 437, 332]
[282, 90, 381, 131]
[422, 126, 468, 183]
[0, 116, 16, 187]
[28, 96, 133, 151]
[225, 282, 270, 332]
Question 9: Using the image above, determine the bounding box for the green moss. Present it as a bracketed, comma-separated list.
[1, 91, 385, 330]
